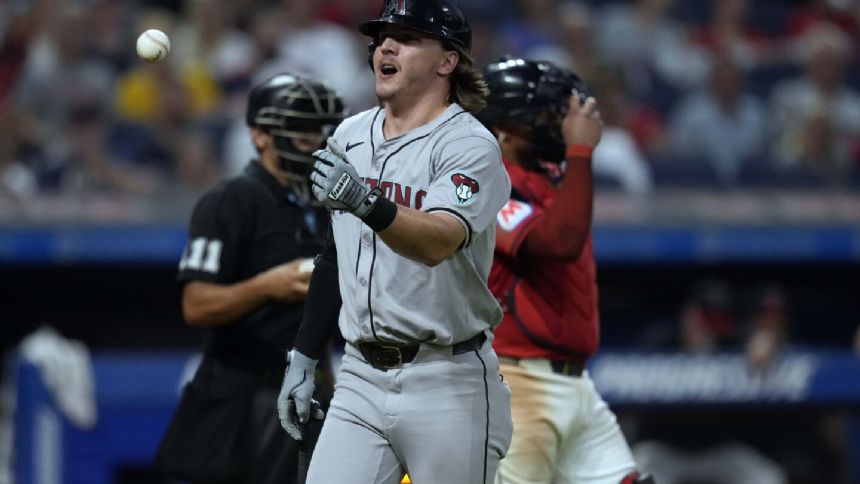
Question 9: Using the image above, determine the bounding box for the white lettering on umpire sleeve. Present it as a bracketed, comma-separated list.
[201, 239, 222, 273]
[178, 237, 222, 274]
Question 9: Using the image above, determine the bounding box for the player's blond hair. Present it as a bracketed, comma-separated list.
[447, 44, 489, 115]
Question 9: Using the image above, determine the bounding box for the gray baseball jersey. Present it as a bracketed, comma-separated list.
[330, 103, 511, 346]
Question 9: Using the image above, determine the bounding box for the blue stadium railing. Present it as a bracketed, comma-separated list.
[2, 223, 859, 265]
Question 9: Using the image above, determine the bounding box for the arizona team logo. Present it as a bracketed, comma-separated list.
[451, 173, 479, 203]
[384, 0, 407, 16]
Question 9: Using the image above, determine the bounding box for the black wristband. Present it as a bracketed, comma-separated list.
[360, 190, 398, 232]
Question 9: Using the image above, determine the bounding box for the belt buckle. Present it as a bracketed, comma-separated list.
[377, 345, 403, 369]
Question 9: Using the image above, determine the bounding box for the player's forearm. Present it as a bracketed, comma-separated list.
[376, 206, 464, 266]
[181, 279, 269, 328]
[293, 246, 342, 359]
[521, 146, 593, 260]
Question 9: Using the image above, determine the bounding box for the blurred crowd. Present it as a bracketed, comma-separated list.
[2, 0, 860, 204]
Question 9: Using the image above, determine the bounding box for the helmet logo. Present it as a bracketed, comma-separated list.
[383, 0, 407, 16]
[451, 173, 479, 203]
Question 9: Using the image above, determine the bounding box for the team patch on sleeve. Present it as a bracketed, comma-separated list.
[451, 173, 480, 204]
[496, 200, 533, 231]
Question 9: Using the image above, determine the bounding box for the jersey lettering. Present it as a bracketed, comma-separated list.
[362, 177, 426, 209]
[497, 200, 533, 231]
[179, 237, 222, 273]
[393, 184, 411, 206]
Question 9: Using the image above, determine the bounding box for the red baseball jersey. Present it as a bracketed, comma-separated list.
[489, 160, 599, 360]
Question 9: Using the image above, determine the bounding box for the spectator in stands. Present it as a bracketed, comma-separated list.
[87, 1, 135, 73]
[498, 0, 565, 61]
[114, 58, 224, 191]
[594, 0, 709, 97]
[0, 0, 47, 103]
[65, 99, 163, 194]
[11, 4, 117, 191]
[273, 0, 374, 110]
[114, 11, 221, 124]
[770, 22, 860, 184]
[172, 0, 258, 91]
[690, 0, 774, 70]
[784, 0, 858, 40]
[633, 278, 789, 484]
[523, 2, 600, 83]
[745, 284, 789, 371]
[0, 0, 45, 198]
[318, 0, 379, 28]
[174, 129, 223, 193]
[679, 278, 738, 353]
[666, 52, 767, 185]
[0, 105, 38, 200]
[590, 68, 655, 196]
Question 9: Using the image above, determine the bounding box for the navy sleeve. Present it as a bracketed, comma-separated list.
[293, 227, 342, 359]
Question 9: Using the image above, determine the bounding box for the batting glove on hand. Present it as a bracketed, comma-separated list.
[277, 349, 324, 440]
[311, 137, 380, 217]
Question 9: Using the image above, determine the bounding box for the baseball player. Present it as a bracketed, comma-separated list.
[480, 59, 654, 484]
[156, 73, 346, 484]
[275, 0, 513, 483]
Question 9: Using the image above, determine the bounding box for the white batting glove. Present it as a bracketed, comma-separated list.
[277, 349, 324, 440]
[311, 137, 380, 217]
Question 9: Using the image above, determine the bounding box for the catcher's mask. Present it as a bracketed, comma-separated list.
[247, 73, 348, 203]
[480, 57, 589, 164]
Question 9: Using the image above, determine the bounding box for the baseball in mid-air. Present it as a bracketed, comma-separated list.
[136, 29, 170, 63]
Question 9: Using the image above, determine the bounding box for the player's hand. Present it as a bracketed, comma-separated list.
[561, 92, 602, 148]
[259, 259, 312, 302]
[277, 349, 324, 440]
[311, 138, 377, 217]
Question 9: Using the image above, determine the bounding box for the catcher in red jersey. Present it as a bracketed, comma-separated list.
[482, 58, 654, 484]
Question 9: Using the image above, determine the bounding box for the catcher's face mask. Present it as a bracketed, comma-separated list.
[251, 75, 348, 203]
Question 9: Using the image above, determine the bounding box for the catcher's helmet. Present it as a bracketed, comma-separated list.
[247, 73, 348, 203]
[360, 0, 471, 57]
[481, 58, 589, 163]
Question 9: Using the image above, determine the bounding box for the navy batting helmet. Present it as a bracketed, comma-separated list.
[246, 73, 348, 202]
[481, 58, 589, 163]
[359, 0, 471, 51]
[360, 0, 471, 70]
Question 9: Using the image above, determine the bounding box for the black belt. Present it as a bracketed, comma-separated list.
[498, 356, 586, 377]
[358, 332, 487, 371]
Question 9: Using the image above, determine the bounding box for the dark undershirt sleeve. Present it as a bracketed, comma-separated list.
[293, 228, 341, 360]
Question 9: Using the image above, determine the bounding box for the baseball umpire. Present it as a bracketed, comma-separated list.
[156, 73, 347, 484]
[275, 0, 514, 483]
[481, 58, 654, 484]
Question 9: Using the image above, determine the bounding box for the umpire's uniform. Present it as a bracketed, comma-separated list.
[157, 160, 329, 484]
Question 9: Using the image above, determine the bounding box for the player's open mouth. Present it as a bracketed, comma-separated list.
[379, 63, 398, 78]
